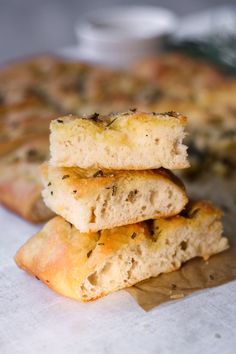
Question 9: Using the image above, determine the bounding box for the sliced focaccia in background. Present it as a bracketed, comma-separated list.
[132, 53, 227, 100]
[0, 137, 53, 222]
[40, 65, 154, 114]
[132, 53, 236, 177]
[0, 101, 57, 157]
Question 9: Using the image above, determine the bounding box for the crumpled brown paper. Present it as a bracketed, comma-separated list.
[126, 177, 236, 311]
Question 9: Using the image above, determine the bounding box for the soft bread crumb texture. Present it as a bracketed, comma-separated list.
[15, 201, 229, 302]
[41, 163, 188, 232]
[49, 111, 189, 170]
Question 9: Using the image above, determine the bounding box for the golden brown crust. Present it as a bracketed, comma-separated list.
[15, 201, 228, 301]
[52, 110, 187, 129]
[41, 163, 187, 198]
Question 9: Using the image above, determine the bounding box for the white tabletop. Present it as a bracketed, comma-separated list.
[1, 204, 236, 354]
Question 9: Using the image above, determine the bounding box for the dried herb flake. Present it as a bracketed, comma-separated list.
[62, 175, 70, 180]
[106, 117, 118, 127]
[87, 250, 93, 258]
[90, 112, 100, 121]
[93, 170, 104, 177]
[131, 232, 137, 239]
[180, 241, 188, 251]
[62, 175, 70, 179]
[112, 185, 117, 196]
[26, 149, 46, 163]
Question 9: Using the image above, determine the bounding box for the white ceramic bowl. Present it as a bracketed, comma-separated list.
[75, 6, 178, 66]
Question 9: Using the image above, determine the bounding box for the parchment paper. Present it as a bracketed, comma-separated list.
[126, 176, 236, 311]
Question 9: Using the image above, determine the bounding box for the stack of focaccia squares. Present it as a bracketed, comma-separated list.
[15, 110, 229, 302]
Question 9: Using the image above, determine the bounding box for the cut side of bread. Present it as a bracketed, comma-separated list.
[49, 111, 189, 170]
[41, 163, 188, 232]
[15, 201, 229, 302]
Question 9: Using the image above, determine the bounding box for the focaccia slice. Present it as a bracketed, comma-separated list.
[41, 163, 188, 232]
[15, 201, 229, 302]
[0, 137, 53, 222]
[49, 111, 189, 170]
